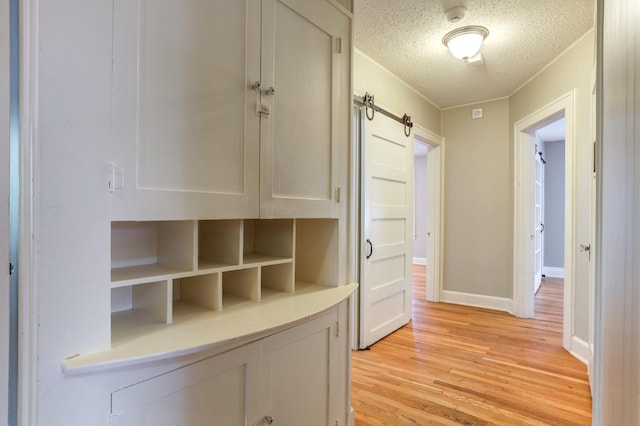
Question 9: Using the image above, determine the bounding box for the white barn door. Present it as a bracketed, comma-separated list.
[359, 113, 413, 349]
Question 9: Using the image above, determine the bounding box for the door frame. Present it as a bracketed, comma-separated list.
[412, 125, 444, 303]
[513, 90, 574, 351]
[1, 0, 10, 421]
[14, 0, 37, 422]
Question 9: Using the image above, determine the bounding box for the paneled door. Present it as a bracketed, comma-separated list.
[360, 113, 413, 349]
[111, 346, 259, 426]
[258, 312, 338, 425]
[110, 0, 261, 221]
[259, 0, 350, 218]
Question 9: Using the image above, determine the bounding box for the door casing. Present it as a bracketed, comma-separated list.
[513, 91, 575, 351]
[1, 0, 10, 421]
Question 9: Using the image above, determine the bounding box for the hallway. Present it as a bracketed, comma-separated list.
[352, 266, 592, 425]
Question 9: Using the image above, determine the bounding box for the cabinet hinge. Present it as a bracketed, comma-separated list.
[335, 187, 341, 203]
[334, 321, 339, 337]
[336, 37, 342, 54]
[108, 163, 124, 192]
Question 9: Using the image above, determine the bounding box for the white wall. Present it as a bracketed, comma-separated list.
[442, 99, 512, 298]
[413, 154, 427, 261]
[354, 50, 441, 134]
[510, 31, 594, 341]
[543, 140, 565, 268]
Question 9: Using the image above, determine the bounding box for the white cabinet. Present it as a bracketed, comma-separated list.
[111, 345, 260, 426]
[258, 312, 338, 426]
[110, 309, 343, 426]
[110, 0, 261, 221]
[259, 0, 350, 218]
[110, 0, 351, 221]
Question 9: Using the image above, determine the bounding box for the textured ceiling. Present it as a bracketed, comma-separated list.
[354, 0, 594, 108]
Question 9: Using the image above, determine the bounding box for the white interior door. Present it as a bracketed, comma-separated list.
[426, 145, 441, 302]
[360, 113, 413, 349]
[534, 148, 544, 293]
[0, 0, 10, 420]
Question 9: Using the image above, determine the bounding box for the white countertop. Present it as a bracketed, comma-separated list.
[62, 282, 358, 375]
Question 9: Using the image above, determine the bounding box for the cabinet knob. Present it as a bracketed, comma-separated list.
[263, 86, 275, 96]
[262, 415, 274, 424]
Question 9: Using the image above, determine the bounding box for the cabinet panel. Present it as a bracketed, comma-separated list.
[258, 312, 337, 426]
[260, 0, 350, 218]
[111, 346, 258, 426]
[272, 3, 332, 201]
[111, 0, 261, 220]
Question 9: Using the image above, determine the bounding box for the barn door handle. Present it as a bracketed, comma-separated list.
[366, 239, 373, 259]
[540, 223, 545, 233]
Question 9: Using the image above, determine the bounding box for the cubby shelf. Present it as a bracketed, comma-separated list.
[64, 282, 357, 375]
[108, 218, 337, 350]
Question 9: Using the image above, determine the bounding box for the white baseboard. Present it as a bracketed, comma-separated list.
[412, 257, 427, 265]
[440, 290, 513, 314]
[570, 335, 591, 366]
[543, 266, 564, 278]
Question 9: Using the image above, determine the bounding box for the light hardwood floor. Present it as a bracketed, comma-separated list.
[352, 266, 592, 425]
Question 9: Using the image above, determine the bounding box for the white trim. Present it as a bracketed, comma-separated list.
[18, 0, 38, 423]
[440, 290, 513, 314]
[348, 106, 360, 350]
[441, 95, 510, 111]
[0, 0, 10, 423]
[509, 28, 595, 97]
[354, 49, 441, 110]
[412, 257, 426, 265]
[412, 123, 442, 146]
[570, 335, 591, 366]
[542, 266, 565, 278]
[513, 91, 575, 353]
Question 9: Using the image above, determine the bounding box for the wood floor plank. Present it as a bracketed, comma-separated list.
[352, 267, 592, 425]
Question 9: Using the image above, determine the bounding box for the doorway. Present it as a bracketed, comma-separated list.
[537, 119, 566, 280]
[513, 92, 574, 350]
[412, 127, 443, 303]
[534, 118, 566, 322]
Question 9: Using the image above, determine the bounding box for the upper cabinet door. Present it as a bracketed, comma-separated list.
[110, 0, 261, 221]
[259, 0, 351, 218]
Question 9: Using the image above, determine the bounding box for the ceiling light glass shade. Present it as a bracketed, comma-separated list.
[442, 26, 489, 61]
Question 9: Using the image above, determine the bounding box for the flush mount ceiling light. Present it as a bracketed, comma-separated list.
[442, 25, 489, 62]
